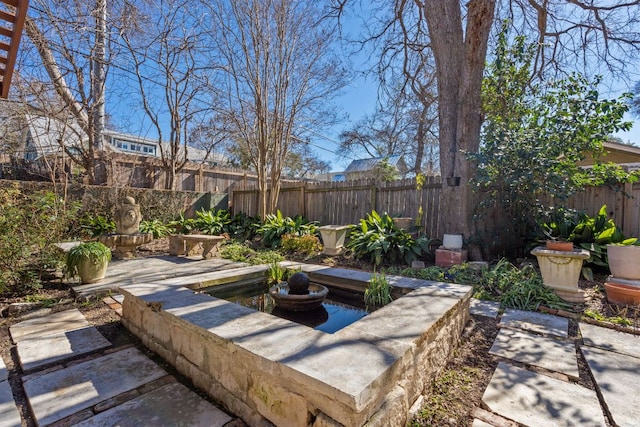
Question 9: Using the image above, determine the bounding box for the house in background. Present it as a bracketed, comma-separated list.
[22, 115, 86, 161]
[343, 155, 409, 181]
[577, 139, 640, 170]
[16, 115, 226, 166]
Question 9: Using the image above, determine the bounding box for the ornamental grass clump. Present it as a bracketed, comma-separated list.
[364, 272, 393, 307]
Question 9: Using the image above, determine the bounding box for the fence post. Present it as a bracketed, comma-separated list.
[370, 181, 377, 212]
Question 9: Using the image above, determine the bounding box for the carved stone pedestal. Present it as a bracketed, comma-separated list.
[531, 246, 590, 303]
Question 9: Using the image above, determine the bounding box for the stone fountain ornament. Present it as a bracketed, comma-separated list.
[99, 196, 153, 259]
[269, 272, 328, 311]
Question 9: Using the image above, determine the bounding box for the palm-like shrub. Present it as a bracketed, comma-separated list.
[255, 210, 318, 248]
[347, 210, 430, 266]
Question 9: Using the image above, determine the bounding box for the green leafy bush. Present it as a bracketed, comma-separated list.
[0, 187, 80, 295]
[255, 210, 318, 248]
[219, 242, 284, 265]
[80, 214, 116, 237]
[390, 259, 569, 311]
[193, 208, 231, 235]
[347, 210, 431, 266]
[140, 219, 172, 238]
[280, 233, 322, 256]
[226, 212, 259, 241]
[169, 212, 196, 234]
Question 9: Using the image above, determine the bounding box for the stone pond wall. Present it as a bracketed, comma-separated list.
[119, 269, 471, 427]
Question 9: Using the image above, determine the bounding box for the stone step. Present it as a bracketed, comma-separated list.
[22, 347, 167, 426]
[470, 299, 500, 318]
[581, 345, 640, 427]
[0, 380, 21, 427]
[482, 362, 606, 426]
[500, 309, 569, 338]
[70, 381, 233, 427]
[16, 326, 111, 372]
[580, 322, 640, 359]
[9, 308, 90, 342]
[489, 328, 579, 379]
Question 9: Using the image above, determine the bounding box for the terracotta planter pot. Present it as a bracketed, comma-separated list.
[607, 245, 640, 280]
[604, 281, 640, 305]
[545, 240, 574, 251]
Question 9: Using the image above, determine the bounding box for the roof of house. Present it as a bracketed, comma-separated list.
[344, 155, 406, 174]
[577, 140, 640, 166]
[24, 115, 86, 158]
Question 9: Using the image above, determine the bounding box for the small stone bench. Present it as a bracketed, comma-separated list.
[169, 234, 226, 259]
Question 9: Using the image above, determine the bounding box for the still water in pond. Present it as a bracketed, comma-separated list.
[205, 283, 368, 334]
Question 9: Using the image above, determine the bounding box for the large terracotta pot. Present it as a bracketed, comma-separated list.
[604, 281, 640, 305]
[607, 245, 640, 280]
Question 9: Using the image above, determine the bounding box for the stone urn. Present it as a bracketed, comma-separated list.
[531, 246, 590, 303]
[318, 225, 351, 256]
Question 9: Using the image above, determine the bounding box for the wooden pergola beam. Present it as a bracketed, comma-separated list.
[0, 0, 29, 98]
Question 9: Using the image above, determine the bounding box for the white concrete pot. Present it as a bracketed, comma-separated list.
[442, 234, 463, 250]
[607, 244, 640, 280]
[318, 225, 351, 255]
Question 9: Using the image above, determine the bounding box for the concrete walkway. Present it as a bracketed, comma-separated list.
[473, 307, 640, 427]
[4, 307, 235, 427]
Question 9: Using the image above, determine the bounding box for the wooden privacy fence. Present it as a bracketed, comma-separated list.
[231, 178, 640, 240]
[94, 152, 259, 193]
[233, 177, 444, 237]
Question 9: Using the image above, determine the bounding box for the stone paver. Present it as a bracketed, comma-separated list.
[500, 309, 568, 338]
[482, 362, 606, 426]
[9, 308, 89, 342]
[0, 380, 21, 427]
[16, 326, 111, 371]
[470, 299, 500, 318]
[581, 345, 640, 427]
[22, 347, 167, 426]
[580, 322, 640, 358]
[72, 381, 232, 427]
[471, 419, 494, 427]
[0, 356, 6, 382]
[489, 328, 579, 379]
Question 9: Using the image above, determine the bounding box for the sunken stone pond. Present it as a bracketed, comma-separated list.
[119, 263, 471, 427]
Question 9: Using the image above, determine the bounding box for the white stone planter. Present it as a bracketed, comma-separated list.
[393, 217, 413, 230]
[531, 246, 590, 303]
[318, 225, 351, 255]
[606, 244, 640, 280]
[442, 234, 463, 250]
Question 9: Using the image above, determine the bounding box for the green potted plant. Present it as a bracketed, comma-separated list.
[66, 241, 112, 284]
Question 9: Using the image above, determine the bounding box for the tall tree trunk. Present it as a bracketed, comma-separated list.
[91, 0, 106, 152]
[422, 0, 495, 240]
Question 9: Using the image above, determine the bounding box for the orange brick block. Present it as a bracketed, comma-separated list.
[435, 248, 468, 268]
